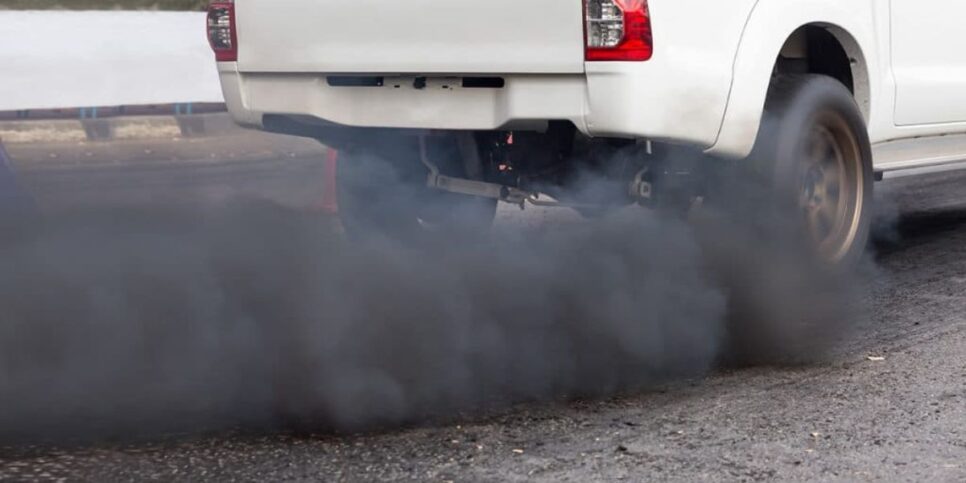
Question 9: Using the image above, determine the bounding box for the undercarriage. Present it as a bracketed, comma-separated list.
[423, 124, 709, 216]
[264, 115, 711, 219]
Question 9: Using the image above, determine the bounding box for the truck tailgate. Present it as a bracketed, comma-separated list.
[234, 0, 586, 74]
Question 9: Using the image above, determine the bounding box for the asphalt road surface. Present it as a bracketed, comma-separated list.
[1, 137, 965, 482]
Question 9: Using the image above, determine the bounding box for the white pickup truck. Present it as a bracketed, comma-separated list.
[208, 0, 966, 264]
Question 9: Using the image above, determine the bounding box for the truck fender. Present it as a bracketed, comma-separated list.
[706, 0, 880, 159]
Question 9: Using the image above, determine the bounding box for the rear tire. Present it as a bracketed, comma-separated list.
[747, 74, 874, 266]
[704, 75, 873, 365]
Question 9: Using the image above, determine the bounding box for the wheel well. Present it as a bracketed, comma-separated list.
[776, 25, 870, 120]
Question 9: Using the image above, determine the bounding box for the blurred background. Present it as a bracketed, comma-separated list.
[0, 1, 208, 9]
[0, 1, 337, 216]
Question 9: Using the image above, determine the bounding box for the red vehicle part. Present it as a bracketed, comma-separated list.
[585, 0, 653, 61]
[207, 1, 238, 62]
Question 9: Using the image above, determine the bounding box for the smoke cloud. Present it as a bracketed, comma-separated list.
[0, 152, 868, 443]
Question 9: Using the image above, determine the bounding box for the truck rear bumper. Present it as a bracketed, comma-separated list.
[219, 66, 589, 133]
[219, 59, 731, 152]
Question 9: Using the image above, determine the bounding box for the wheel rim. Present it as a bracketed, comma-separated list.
[799, 112, 864, 262]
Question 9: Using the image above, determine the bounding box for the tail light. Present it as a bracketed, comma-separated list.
[207, 1, 237, 62]
[585, 0, 653, 61]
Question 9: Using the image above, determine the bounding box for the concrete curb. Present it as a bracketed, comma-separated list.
[0, 113, 241, 144]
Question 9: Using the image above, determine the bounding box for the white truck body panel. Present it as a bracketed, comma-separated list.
[222, 0, 757, 151]
[891, 0, 966, 126]
[234, 0, 585, 74]
[707, 0, 884, 157]
[220, 0, 966, 169]
[582, 0, 757, 145]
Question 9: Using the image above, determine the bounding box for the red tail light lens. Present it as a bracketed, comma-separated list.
[207, 1, 237, 62]
[585, 0, 653, 61]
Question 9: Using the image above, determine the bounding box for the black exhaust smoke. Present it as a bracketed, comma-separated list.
[0, 156, 867, 443]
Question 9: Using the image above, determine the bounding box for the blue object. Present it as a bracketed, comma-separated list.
[0, 140, 36, 216]
[174, 103, 194, 115]
[79, 107, 98, 119]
